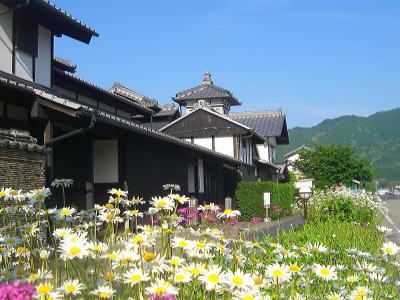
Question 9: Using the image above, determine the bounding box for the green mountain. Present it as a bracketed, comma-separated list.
[277, 108, 400, 186]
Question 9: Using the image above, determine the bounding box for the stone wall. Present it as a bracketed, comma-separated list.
[0, 129, 45, 190]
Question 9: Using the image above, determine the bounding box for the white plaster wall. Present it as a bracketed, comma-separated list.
[256, 144, 270, 162]
[194, 137, 212, 150]
[215, 136, 234, 157]
[287, 153, 300, 163]
[15, 49, 33, 81]
[0, 4, 13, 73]
[35, 25, 51, 87]
[93, 140, 119, 183]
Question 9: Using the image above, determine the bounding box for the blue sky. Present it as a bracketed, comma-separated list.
[53, 0, 400, 128]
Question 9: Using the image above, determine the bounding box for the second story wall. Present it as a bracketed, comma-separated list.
[0, 3, 13, 74]
[0, 7, 52, 87]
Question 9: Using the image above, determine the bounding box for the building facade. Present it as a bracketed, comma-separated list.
[160, 72, 289, 182]
[0, 0, 241, 208]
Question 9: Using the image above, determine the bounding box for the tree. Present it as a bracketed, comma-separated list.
[294, 144, 373, 188]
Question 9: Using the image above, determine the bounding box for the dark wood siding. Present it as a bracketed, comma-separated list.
[163, 109, 248, 138]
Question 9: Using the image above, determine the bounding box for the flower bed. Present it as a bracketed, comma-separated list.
[0, 183, 399, 299]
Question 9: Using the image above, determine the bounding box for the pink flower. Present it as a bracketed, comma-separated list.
[0, 281, 36, 300]
[149, 293, 177, 300]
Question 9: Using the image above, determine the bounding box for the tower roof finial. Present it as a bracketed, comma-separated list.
[202, 71, 213, 85]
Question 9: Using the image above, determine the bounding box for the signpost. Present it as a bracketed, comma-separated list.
[263, 192, 270, 222]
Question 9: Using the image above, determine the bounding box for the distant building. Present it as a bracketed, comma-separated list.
[283, 145, 313, 177]
[161, 72, 289, 183]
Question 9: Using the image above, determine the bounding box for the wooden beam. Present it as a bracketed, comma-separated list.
[44, 121, 54, 186]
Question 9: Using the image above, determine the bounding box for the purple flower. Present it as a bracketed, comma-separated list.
[0, 281, 36, 300]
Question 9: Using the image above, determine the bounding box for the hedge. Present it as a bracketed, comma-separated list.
[234, 181, 296, 221]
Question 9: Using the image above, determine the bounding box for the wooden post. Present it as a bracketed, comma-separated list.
[189, 196, 198, 226]
[85, 181, 94, 209]
[43, 121, 54, 185]
[225, 196, 232, 210]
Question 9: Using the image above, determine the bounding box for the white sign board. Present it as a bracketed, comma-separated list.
[295, 179, 314, 190]
[263, 192, 271, 207]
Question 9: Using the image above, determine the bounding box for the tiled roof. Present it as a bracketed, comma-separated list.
[0, 71, 240, 166]
[154, 104, 180, 117]
[173, 72, 241, 106]
[283, 145, 313, 159]
[229, 110, 286, 138]
[54, 69, 154, 115]
[53, 57, 77, 73]
[109, 82, 161, 110]
[79, 108, 241, 166]
[253, 157, 279, 170]
[32, 0, 99, 39]
[160, 104, 266, 142]
[0, 129, 44, 152]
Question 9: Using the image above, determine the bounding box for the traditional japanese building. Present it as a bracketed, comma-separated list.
[0, 0, 241, 207]
[161, 72, 289, 182]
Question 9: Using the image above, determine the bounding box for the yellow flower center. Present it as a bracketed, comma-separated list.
[61, 209, 70, 215]
[6, 239, 15, 244]
[130, 274, 142, 282]
[132, 236, 144, 244]
[155, 287, 167, 295]
[289, 264, 300, 272]
[178, 240, 188, 247]
[386, 247, 393, 254]
[37, 284, 53, 294]
[65, 284, 76, 293]
[69, 246, 81, 256]
[106, 214, 114, 221]
[157, 200, 167, 208]
[169, 259, 179, 265]
[224, 209, 233, 214]
[105, 272, 115, 281]
[107, 253, 118, 261]
[243, 296, 255, 300]
[16, 269, 26, 275]
[143, 252, 156, 262]
[92, 245, 102, 252]
[208, 274, 220, 283]
[105, 203, 114, 209]
[320, 268, 330, 276]
[176, 274, 185, 281]
[254, 277, 263, 285]
[99, 291, 109, 298]
[196, 242, 205, 249]
[357, 290, 366, 296]
[272, 269, 283, 277]
[233, 276, 244, 285]
[17, 247, 28, 253]
[191, 267, 201, 275]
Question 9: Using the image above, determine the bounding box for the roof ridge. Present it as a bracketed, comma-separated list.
[42, 0, 99, 36]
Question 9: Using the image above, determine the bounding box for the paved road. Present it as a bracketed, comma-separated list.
[381, 194, 400, 244]
[250, 215, 304, 238]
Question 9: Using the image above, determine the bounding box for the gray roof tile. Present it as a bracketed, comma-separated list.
[173, 72, 241, 106]
[229, 110, 286, 137]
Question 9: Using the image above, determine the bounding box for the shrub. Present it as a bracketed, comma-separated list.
[307, 188, 386, 224]
[234, 181, 296, 221]
[277, 220, 384, 254]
